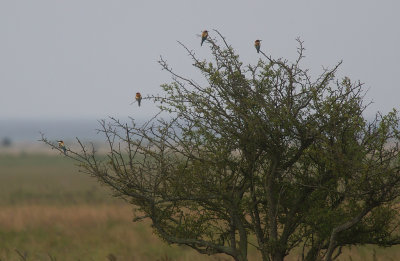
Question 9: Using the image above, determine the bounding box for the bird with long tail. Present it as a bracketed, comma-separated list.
[201, 30, 208, 46]
[57, 140, 67, 155]
[135, 92, 142, 107]
[254, 39, 261, 53]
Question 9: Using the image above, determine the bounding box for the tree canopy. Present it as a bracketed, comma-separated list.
[42, 31, 400, 261]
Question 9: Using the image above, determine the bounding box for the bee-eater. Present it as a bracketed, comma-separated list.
[201, 30, 208, 46]
[136, 92, 142, 107]
[57, 140, 67, 155]
[254, 40, 261, 53]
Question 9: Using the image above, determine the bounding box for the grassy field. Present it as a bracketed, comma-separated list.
[0, 154, 399, 260]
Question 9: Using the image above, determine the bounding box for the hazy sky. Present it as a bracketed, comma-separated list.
[1, 0, 399, 121]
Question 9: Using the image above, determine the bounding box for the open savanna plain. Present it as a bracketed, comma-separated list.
[0, 153, 399, 260]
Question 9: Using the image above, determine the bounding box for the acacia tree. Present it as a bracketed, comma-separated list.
[42, 31, 400, 261]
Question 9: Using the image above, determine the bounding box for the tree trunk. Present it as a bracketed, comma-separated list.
[271, 251, 284, 261]
[324, 207, 371, 261]
[233, 255, 247, 261]
[304, 246, 320, 261]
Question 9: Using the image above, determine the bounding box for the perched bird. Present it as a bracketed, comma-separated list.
[135, 92, 142, 107]
[201, 30, 208, 46]
[254, 39, 261, 53]
[57, 140, 67, 155]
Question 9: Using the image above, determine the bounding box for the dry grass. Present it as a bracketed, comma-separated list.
[0, 204, 217, 261]
[0, 154, 399, 260]
[0, 205, 132, 230]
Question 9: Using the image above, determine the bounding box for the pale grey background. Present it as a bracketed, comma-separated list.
[0, 0, 399, 140]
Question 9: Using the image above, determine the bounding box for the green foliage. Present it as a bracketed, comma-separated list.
[42, 31, 400, 261]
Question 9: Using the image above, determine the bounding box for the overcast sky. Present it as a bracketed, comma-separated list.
[1, 0, 399, 121]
